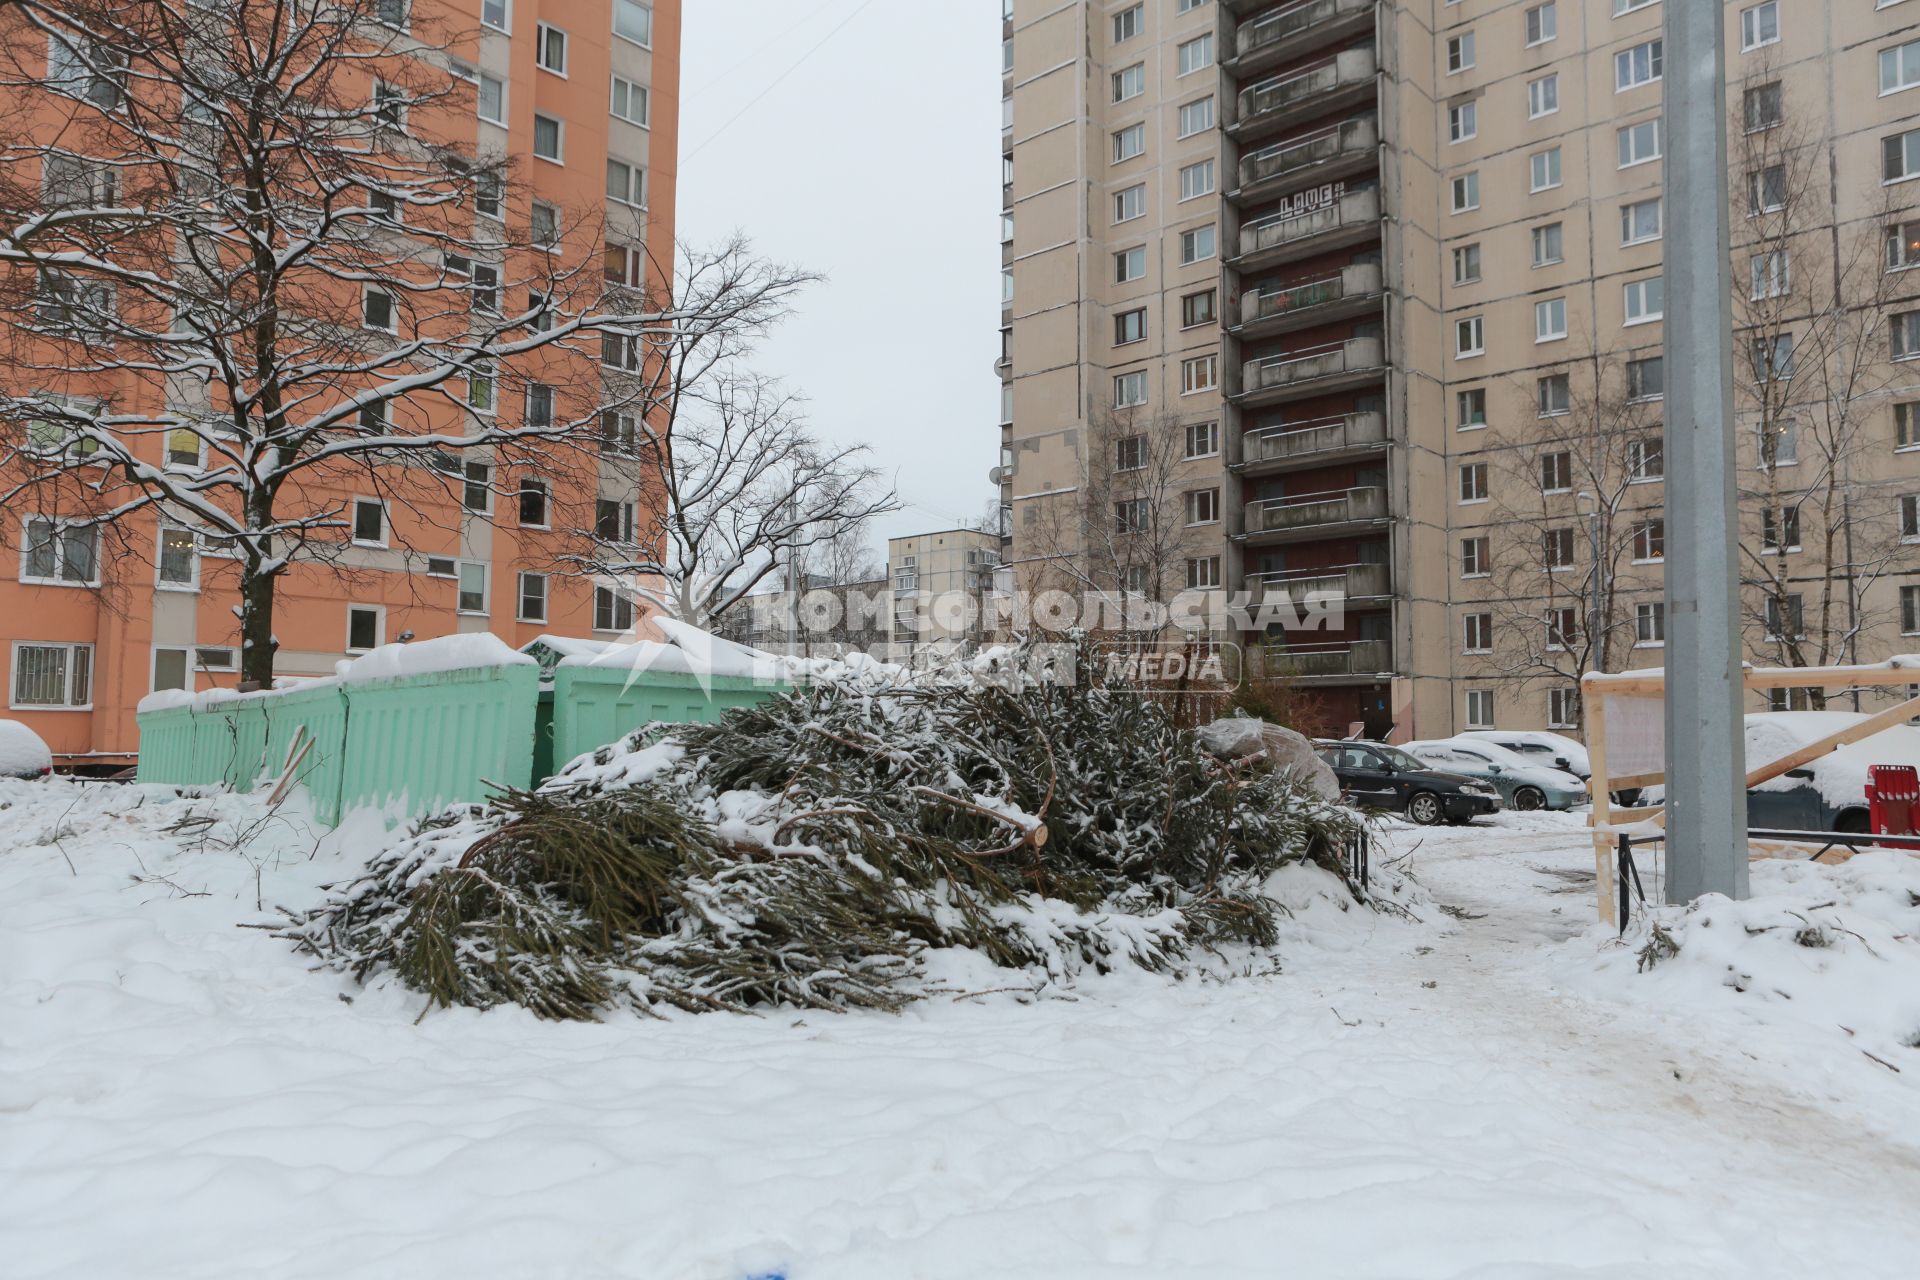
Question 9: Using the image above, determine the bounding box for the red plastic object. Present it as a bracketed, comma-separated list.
[1866, 764, 1919, 839]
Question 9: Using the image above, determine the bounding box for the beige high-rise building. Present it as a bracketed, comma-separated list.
[1000, 0, 1920, 740]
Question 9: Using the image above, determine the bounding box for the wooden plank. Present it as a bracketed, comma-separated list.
[1586, 684, 1617, 926]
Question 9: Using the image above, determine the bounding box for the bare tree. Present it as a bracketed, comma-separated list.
[593, 239, 900, 630]
[1473, 345, 1669, 696]
[0, 0, 792, 684]
[1729, 74, 1909, 693]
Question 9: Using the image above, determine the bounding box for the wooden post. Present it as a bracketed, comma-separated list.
[1584, 675, 1616, 926]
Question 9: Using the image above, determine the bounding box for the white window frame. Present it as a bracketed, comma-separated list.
[1180, 224, 1217, 264]
[1465, 689, 1495, 730]
[1184, 488, 1221, 526]
[1623, 276, 1664, 325]
[1114, 183, 1146, 224]
[1459, 462, 1490, 504]
[1114, 370, 1148, 408]
[362, 286, 396, 332]
[1740, 1, 1779, 53]
[517, 571, 549, 624]
[535, 22, 569, 77]
[532, 113, 564, 164]
[1177, 33, 1213, 76]
[1178, 97, 1215, 138]
[611, 75, 649, 127]
[1184, 421, 1220, 459]
[1113, 123, 1145, 164]
[19, 516, 100, 586]
[1451, 171, 1480, 213]
[156, 525, 200, 591]
[456, 560, 489, 615]
[1535, 297, 1567, 342]
[1449, 100, 1478, 143]
[350, 496, 387, 547]
[346, 604, 385, 654]
[1113, 62, 1145, 103]
[1453, 242, 1482, 285]
[1621, 197, 1663, 245]
[1179, 158, 1216, 202]
[1524, 2, 1557, 47]
[1456, 314, 1485, 358]
[1615, 39, 1663, 92]
[614, 0, 652, 49]
[10, 640, 93, 711]
[1446, 31, 1476, 74]
[481, 0, 510, 34]
[1180, 353, 1218, 395]
[1617, 118, 1662, 168]
[1530, 146, 1561, 192]
[607, 157, 645, 208]
[1527, 73, 1559, 119]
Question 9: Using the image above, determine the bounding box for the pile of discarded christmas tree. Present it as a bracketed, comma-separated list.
[286, 644, 1376, 1020]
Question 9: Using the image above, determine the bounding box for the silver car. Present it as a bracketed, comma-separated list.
[1405, 738, 1588, 811]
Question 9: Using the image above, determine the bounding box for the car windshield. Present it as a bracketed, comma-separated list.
[1374, 745, 1427, 771]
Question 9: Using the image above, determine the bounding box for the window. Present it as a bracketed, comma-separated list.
[1115, 434, 1146, 472]
[1614, 0, 1659, 12]
[1543, 529, 1575, 569]
[1179, 97, 1215, 137]
[1453, 243, 1482, 284]
[611, 76, 648, 126]
[596, 499, 636, 544]
[1114, 184, 1145, 223]
[462, 462, 491, 513]
[157, 527, 198, 589]
[1115, 308, 1146, 345]
[1540, 451, 1572, 492]
[1114, 370, 1148, 407]
[1002, 213, 1014, 244]
[1181, 354, 1217, 394]
[1751, 250, 1790, 299]
[1621, 197, 1662, 244]
[351, 498, 385, 545]
[425, 557, 457, 579]
[374, 0, 409, 27]
[1185, 488, 1221, 525]
[1461, 536, 1491, 577]
[1459, 462, 1489, 503]
[1546, 605, 1578, 646]
[11, 642, 92, 709]
[1457, 387, 1487, 428]
[1182, 289, 1216, 328]
[21, 518, 99, 585]
[1447, 32, 1476, 74]
[1746, 165, 1787, 216]
[1180, 225, 1216, 264]
[1754, 332, 1797, 378]
[47, 36, 126, 110]
[1113, 4, 1142, 42]
[346, 606, 382, 653]
[1113, 124, 1145, 163]
[475, 168, 503, 220]
[1180, 159, 1216, 201]
[1528, 74, 1559, 118]
[594, 586, 635, 633]
[482, 0, 509, 32]
[535, 22, 569, 74]
[518, 478, 549, 528]
[1449, 101, 1478, 143]
[1758, 419, 1798, 469]
[607, 159, 645, 206]
[476, 72, 506, 125]
[1177, 34, 1213, 75]
[467, 263, 499, 315]
[1187, 556, 1221, 590]
[1623, 276, 1664, 324]
[1890, 222, 1920, 271]
[1627, 436, 1665, 480]
[531, 205, 561, 252]
[1002, 269, 1014, 304]
[1115, 498, 1150, 533]
[1907, 495, 1920, 542]
[1530, 146, 1561, 191]
[1741, 2, 1779, 51]
[1905, 586, 1920, 636]
[1113, 62, 1144, 103]
[532, 114, 563, 162]
[1177, 0, 1211, 12]
[373, 81, 406, 131]
[517, 572, 548, 623]
[1184, 422, 1220, 458]
[1615, 40, 1663, 91]
[1899, 401, 1920, 449]
[1548, 688, 1580, 730]
[1532, 222, 1564, 266]
[1456, 315, 1485, 357]
[1744, 82, 1782, 132]
[1535, 297, 1567, 342]
[41, 152, 117, 210]
[1633, 519, 1665, 562]
[1764, 593, 1805, 639]
[1618, 119, 1662, 166]
[37, 269, 114, 340]
[1897, 313, 1920, 361]
[601, 411, 639, 455]
[467, 363, 495, 415]
[1525, 2, 1557, 46]
[1451, 172, 1479, 212]
[166, 428, 201, 469]
[1885, 40, 1920, 98]
[1623, 356, 1663, 403]
[454, 562, 487, 615]
[1464, 613, 1493, 653]
[357, 398, 389, 434]
[1538, 373, 1571, 415]
[1466, 689, 1495, 729]
[1635, 602, 1666, 646]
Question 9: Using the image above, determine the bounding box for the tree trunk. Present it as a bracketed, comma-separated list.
[239, 556, 278, 687]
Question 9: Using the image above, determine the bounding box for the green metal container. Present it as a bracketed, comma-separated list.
[547, 664, 789, 777]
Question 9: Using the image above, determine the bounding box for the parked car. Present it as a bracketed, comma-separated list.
[1313, 739, 1502, 826]
[1403, 737, 1588, 811]
[0, 719, 54, 779]
[1458, 729, 1590, 779]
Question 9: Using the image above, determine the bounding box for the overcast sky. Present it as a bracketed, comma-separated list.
[678, 1, 1006, 558]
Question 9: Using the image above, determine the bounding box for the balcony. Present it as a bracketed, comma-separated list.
[1234, 410, 1386, 475]
[1235, 336, 1384, 407]
[1226, 0, 1380, 79]
[1240, 485, 1389, 544]
[1235, 188, 1380, 272]
[1230, 48, 1378, 144]
[1236, 263, 1383, 339]
[1236, 117, 1378, 204]
[1259, 638, 1393, 680]
[1246, 561, 1391, 611]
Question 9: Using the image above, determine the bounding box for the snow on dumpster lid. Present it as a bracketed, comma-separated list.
[553, 619, 785, 681]
[135, 675, 337, 715]
[341, 633, 535, 685]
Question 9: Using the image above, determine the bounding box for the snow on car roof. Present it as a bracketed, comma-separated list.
[1746, 711, 1920, 807]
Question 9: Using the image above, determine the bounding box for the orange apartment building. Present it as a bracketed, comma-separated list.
[0, 0, 680, 769]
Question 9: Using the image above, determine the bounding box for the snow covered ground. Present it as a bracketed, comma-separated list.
[3, 780, 1919, 1278]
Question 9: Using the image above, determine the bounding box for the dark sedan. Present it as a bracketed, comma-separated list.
[1314, 740, 1503, 825]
